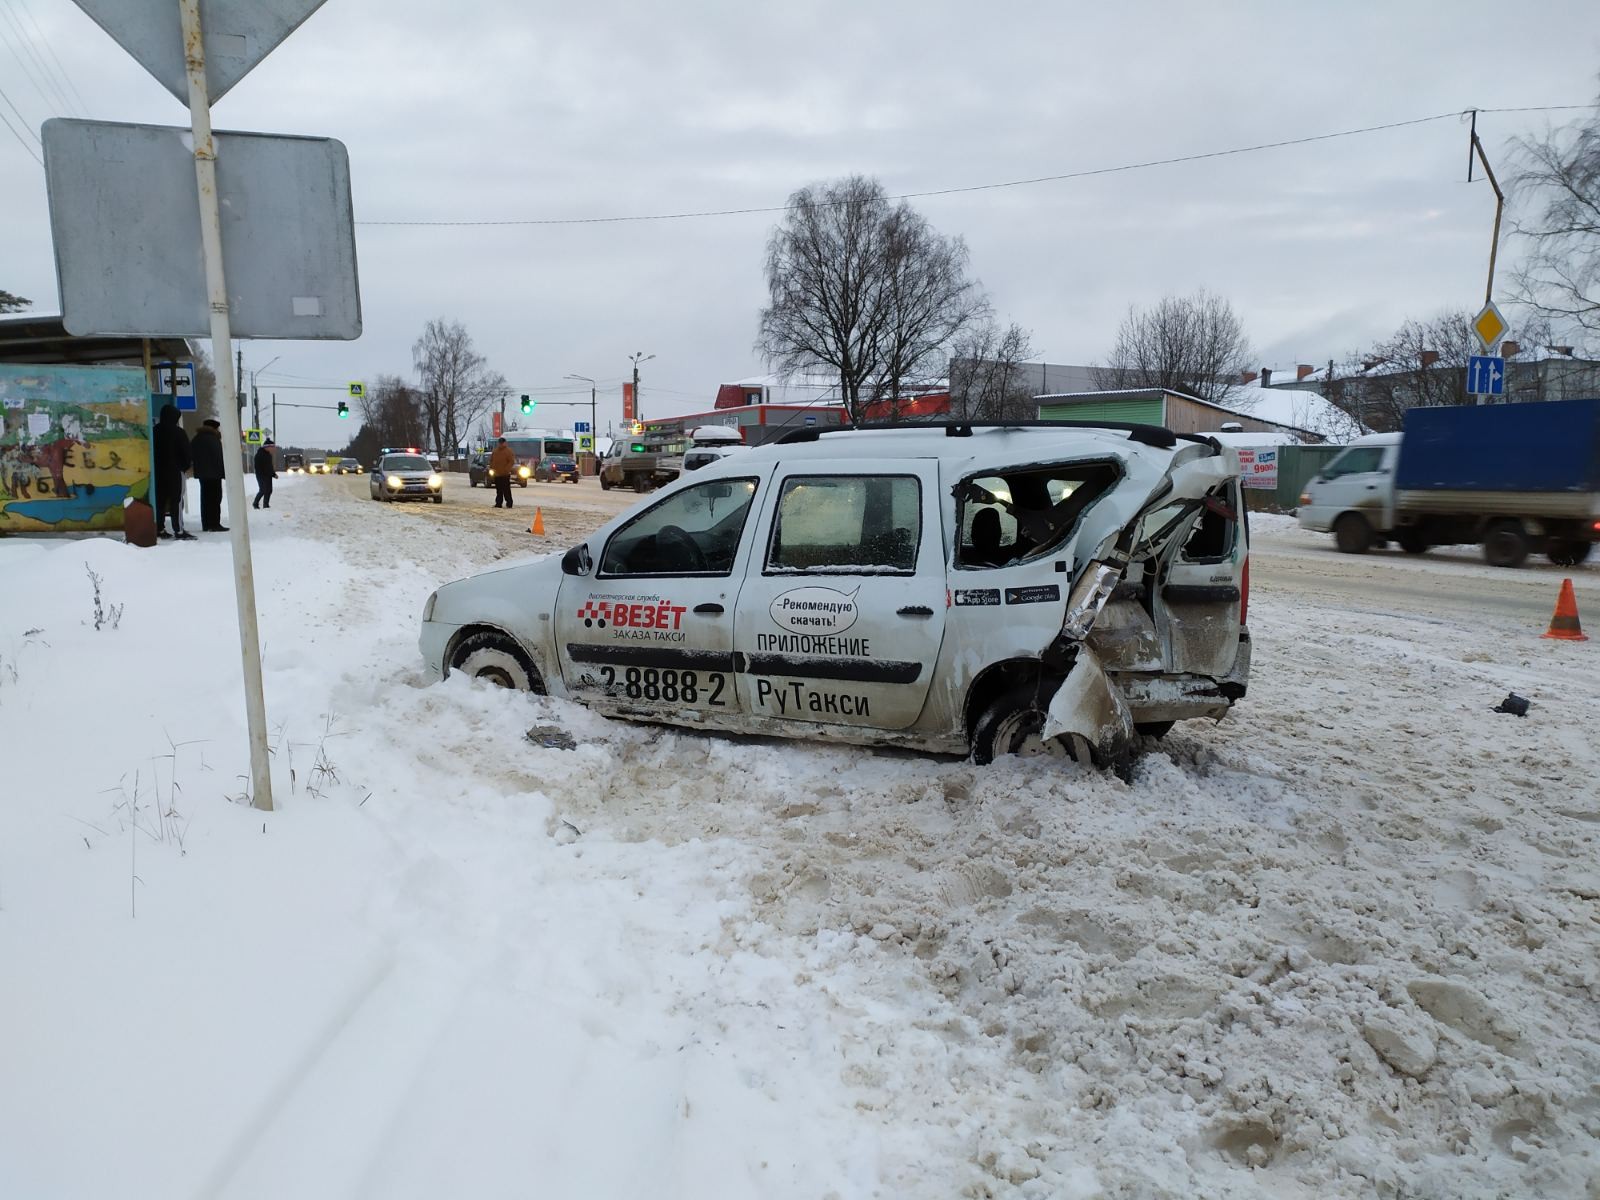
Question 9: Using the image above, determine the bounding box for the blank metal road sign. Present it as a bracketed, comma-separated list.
[43, 118, 361, 341]
[70, 0, 328, 106]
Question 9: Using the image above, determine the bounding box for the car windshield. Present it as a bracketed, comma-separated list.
[384, 456, 431, 471]
[339, 459, 357, 467]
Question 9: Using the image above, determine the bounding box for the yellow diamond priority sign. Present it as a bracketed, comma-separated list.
[1472, 301, 1508, 351]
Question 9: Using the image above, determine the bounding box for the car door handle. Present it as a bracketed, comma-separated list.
[693, 603, 724, 615]
[897, 605, 934, 617]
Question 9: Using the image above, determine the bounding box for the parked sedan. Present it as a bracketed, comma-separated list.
[468, 453, 532, 488]
[534, 455, 581, 483]
[370, 452, 444, 503]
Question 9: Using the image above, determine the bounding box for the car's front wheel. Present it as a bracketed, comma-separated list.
[1334, 513, 1372, 554]
[449, 632, 544, 692]
[971, 683, 1092, 765]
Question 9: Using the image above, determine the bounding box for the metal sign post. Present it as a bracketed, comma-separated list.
[180, 0, 272, 811]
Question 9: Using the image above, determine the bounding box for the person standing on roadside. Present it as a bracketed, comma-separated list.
[489, 437, 516, 509]
[189, 417, 228, 532]
[152, 403, 195, 540]
[253, 438, 278, 509]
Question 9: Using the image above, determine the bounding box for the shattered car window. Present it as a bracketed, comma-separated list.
[955, 461, 1121, 569]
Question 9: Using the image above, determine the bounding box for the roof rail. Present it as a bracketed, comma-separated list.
[774, 420, 1217, 451]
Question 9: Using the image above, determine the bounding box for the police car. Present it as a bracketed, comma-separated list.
[418, 422, 1251, 764]
[370, 449, 445, 503]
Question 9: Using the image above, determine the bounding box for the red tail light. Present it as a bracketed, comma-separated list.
[1239, 556, 1250, 626]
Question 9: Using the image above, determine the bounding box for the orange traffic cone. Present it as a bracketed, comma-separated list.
[529, 508, 545, 536]
[1541, 578, 1588, 641]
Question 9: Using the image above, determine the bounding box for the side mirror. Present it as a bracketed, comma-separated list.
[561, 543, 593, 576]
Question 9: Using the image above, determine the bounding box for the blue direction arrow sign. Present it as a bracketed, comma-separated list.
[574, 420, 591, 433]
[1467, 354, 1506, 396]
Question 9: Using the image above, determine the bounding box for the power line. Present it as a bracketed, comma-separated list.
[0, 78, 41, 147]
[0, 0, 73, 119]
[355, 104, 1597, 229]
[12, 0, 89, 115]
[0, 90, 42, 165]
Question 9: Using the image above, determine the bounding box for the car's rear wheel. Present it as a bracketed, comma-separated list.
[971, 683, 1092, 765]
[449, 632, 544, 692]
[1396, 527, 1429, 555]
[1547, 538, 1593, 567]
[1334, 513, 1372, 554]
[1483, 520, 1529, 568]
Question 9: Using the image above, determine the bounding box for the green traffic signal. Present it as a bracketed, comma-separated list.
[520, 393, 533, 414]
[337, 400, 349, 418]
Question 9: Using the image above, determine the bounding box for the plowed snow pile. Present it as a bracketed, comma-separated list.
[2, 481, 1596, 1198]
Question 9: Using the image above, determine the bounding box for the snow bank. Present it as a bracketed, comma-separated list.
[2, 477, 1597, 1197]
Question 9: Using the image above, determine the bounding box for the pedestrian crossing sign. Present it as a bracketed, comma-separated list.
[245, 428, 264, 444]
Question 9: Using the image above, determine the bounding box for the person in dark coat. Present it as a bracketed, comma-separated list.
[151, 403, 194, 540]
[253, 439, 277, 509]
[489, 437, 516, 509]
[190, 417, 228, 532]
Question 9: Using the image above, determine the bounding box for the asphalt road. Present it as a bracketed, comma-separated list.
[1248, 519, 1590, 631]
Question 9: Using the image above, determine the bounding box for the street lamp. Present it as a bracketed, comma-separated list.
[628, 351, 655, 426]
[249, 355, 280, 429]
[564, 373, 598, 471]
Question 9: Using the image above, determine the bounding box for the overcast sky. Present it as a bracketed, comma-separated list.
[2, 0, 1597, 447]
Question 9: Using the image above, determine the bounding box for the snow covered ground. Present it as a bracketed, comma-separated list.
[2, 478, 1597, 1198]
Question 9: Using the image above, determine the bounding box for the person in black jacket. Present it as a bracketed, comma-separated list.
[190, 417, 228, 532]
[152, 403, 194, 540]
[253, 439, 277, 509]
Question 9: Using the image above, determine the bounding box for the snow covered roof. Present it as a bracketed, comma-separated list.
[1210, 429, 1301, 448]
[1036, 383, 1366, 444]
[1037, 387, 1177, 402]
[1228, 380, 1367, 440]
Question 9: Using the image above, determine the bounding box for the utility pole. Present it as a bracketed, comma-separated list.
[564, 373, 598, 473]
[628, 351, 655, 427]
[1466, 110, 1506, 307]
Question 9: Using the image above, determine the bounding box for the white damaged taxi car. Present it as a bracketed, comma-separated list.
[419, 422, 1251, 764]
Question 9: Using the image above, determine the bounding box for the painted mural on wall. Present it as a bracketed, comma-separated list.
[0, 363, 150, 534]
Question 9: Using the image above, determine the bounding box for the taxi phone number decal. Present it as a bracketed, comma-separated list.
[599, 665, 727, 706]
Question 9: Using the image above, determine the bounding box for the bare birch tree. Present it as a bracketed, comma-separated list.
[949, 321, 1036, 421]
[1509, 95, 1600, 345]
[758, 176, 986, 422]
[412, 319, 507, 464]
[1092, 290, 1253, 405]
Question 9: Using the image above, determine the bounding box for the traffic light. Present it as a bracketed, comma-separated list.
[337, 400, 349, 418]
[520, 394, 534, 414]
